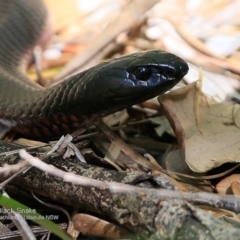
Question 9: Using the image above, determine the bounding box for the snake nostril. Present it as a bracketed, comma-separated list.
[165, 68, 176, 79]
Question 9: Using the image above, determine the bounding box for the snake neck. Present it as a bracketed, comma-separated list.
[0, 70, 100, 138]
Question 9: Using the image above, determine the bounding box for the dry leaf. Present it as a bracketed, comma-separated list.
[231, 181, 240, 195]
[159, 82, 240, 172]
[72, 213, 129, 238]
[216, 174, 240, 195]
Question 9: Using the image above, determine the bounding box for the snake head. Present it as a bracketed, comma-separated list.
[52, 50, 188, 123]
[81, 50, 188, 115]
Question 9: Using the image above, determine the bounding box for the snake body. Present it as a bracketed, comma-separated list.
[0, 0, 188, 138]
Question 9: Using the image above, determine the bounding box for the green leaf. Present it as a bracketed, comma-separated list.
[0, 194, 71, 240]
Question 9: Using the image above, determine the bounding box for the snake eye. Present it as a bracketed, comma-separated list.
[133, 67, 152, 80]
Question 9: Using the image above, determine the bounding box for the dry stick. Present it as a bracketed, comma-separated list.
[53, 0, 116, 33]
[95, 120, 161, 171]
[0, 162, 30, 181]
[31, 192, 71, 222]
[19, 149, 110, 189]
[163, 16, 223, 59]
[1, 133, 236, 182]
[163, 16, 240, 75]
[95, 120, 240, 179]
[0, 144, 51, 156]
[19, 149, 240, 213]
[50, 0, 159, 85]
[147, 154, 240, 180]
[72, 116, 162, 141]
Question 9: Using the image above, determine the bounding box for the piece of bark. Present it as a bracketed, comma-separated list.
[1, 141, 240, 239]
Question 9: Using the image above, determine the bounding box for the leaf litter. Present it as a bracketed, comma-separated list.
[159, 72, 240, 172]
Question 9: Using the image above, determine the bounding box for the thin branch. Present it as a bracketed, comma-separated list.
[19, 149, 240, 213]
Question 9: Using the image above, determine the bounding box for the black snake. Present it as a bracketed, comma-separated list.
[0, 0, 188, 138]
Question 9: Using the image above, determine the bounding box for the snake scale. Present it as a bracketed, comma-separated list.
[0, 0, 188, 138]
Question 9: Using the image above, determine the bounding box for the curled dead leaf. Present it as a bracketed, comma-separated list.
[216, 174, 240, 195]
[159, 82, 240, 173]
[73, 213, 129, 238]
[231, 181, 240, 195]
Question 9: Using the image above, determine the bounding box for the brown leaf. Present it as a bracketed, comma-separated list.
[231, 181, 240, 195]
[216, 174, 240, 195]
[159, 82, 240, 172]
[72, 213, 129, 238]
